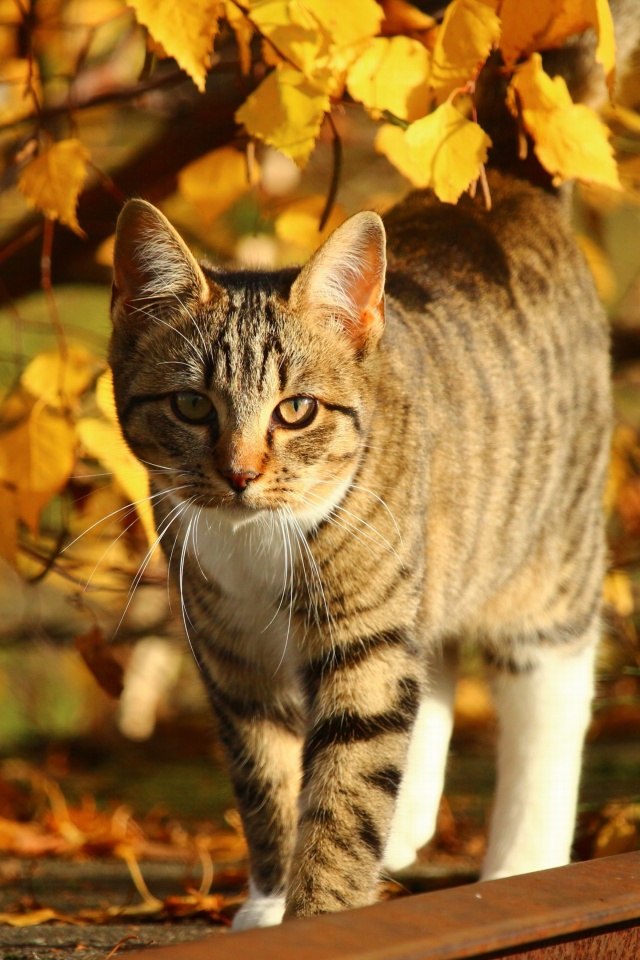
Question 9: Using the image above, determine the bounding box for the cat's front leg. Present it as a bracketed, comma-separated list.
[200, 660, 304, 929]
[285, 631, 422, 918]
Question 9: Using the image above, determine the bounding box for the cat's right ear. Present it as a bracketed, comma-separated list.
[111, 199, 210, 326]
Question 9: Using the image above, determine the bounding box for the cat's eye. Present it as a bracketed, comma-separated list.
[171, 391, 216, 424]
[273, 396, 317, 428]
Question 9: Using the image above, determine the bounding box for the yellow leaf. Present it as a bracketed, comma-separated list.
[403, 102, 492, 202]
[510, 54, 620, 188]
[0, 395, 77, 533]
[96, 369, 118, 422]
[375, 122, 431, 186]
[500, 0, 615, 89]
[20, 346, 98, 409]
[346, 37, 430, 122]
[18, 139, 90, 236]
[235, 65, 329, 166]
[380, 0, 436, 35]
[0, 58, 39, 124]
[245, 0, 328, 77]
[430, 0, 500, 102]
[178, 147, 254, 226]
[275, 194, 346, 254]
[603, 570, 634, 618]
[305, 0, 383, 49]
[78, 416, 156, 547]
[224, 0, 253, 75]
[128, 0, 223, 92]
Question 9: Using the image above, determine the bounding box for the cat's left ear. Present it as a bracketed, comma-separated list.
[111, 199, 210, 325]
[290, 211, 386, 351]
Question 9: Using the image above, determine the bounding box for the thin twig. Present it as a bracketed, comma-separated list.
[40, 219, 68, 364]
[318, 113, 342, 231]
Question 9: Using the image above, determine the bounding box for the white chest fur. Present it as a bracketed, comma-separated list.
[181, 504, 303, 669]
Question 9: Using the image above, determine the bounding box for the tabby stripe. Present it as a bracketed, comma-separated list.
[205, 677, 305, 736]
[306, 628, 410, 677]
[120, 392, 170, 422]
[323, 402, 362, 434]
[302, 677, 420, 776]
[362, 766, 402, 796]
[353, 806, 383, 859]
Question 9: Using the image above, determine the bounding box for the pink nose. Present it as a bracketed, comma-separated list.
[221, 470, 260, 492]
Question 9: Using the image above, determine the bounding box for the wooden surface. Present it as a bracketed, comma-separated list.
[129, 852, 640, 960]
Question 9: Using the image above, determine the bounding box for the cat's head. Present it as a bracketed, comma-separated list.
[109, 199, 386, 527]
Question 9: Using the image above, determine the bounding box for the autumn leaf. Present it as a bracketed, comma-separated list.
[346, 36, 431, 122]
[381, 102, 492, 203]
[376, 123, 430, 187]
[78, 372, 156, 547]
[509, 54, 620, 188]
[128, 0, 223, 92]
[245, 0, 330, 78]
[380, 0, 436, 36]
[0, 393, 77, 533]
[75, 627, 125, 699]
[223, 0, 253, 75]
[20, 346, 98, 410]
[499, 0, 616, 91]
[603, 570, 634, 617]
[18, 139, 90, 236]
[235, 64, 329, 166]
[430, 0, 500, 102]
[305, 0, 384, 49]
[0, 58, 39, 124]
[178, 147, 255, 226]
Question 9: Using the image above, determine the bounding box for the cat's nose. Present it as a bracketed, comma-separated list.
[221, 470, 261, 492]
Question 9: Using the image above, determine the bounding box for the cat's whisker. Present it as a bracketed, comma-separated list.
[271, 511, 295, 676]
[180, 513, 202, 669]
[293, 488, 399, 561]
[62, 483, 193, 555]
[191, 506, 209, 582]
[285, 505, 335, 650]
[110, 495, 196, 641]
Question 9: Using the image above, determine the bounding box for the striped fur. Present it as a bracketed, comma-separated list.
[109, 169, 611, 922]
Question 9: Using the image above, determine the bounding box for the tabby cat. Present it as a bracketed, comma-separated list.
[108, 40, 621, 928]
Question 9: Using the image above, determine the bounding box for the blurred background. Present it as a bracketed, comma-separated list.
[1, 0, 640, 928]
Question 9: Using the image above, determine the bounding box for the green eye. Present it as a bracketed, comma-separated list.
[273, 396, 317, 428]
[171, 392, 216, 424]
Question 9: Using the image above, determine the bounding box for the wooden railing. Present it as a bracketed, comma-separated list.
[131, 851, 640, 959]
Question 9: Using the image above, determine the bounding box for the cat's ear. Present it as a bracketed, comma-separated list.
[290, 211, 386, 351]
[111, 199, 209, 324]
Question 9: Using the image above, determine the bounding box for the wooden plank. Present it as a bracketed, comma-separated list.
[130, 852, 640, 960]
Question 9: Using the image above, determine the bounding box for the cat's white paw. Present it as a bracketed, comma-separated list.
[382, 837, 419, 873]
[232, 891, 285, 931]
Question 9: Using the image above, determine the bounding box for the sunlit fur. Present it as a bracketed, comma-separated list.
[110, 168, 611, 924]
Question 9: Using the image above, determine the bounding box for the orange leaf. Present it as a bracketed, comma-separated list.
[500, 0, 616, 90]
[18, 139, 90, 236]
[75, 627, 125, 699]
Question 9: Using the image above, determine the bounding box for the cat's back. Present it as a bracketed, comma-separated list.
[377, 170, 611, 636]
